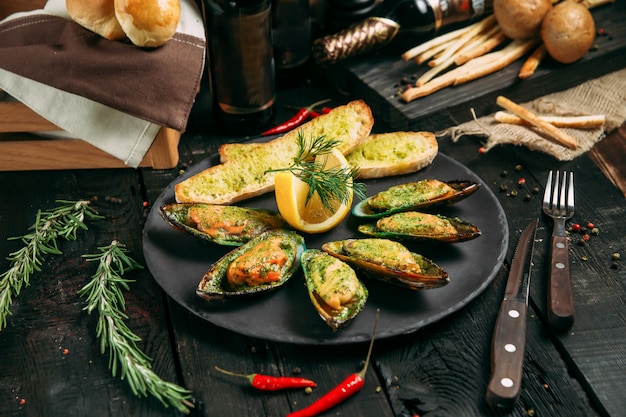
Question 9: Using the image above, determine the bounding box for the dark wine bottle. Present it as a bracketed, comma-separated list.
[205, 0, 276, 135]
[312, 0, 492, 65]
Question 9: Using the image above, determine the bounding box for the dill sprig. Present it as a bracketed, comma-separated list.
[0, 199, 102, 330]
[268, 132, 367, 210]
[79, 240, 194, 414]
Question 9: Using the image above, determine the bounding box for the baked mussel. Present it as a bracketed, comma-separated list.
[301, 249, 368, 330]
[322, 238, 449, 290]
[358, 211, 481, 243]
[352, 179, 480, 219]
[196, 229, 305, 301]
[159, 203, 287, 246]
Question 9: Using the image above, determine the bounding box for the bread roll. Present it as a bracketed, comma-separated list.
[66, 0, 126, 40]
[346, 131, 438, 179]
[114, 0, 180, 47]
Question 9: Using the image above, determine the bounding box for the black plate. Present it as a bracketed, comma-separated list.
[142, 151, 509, 345]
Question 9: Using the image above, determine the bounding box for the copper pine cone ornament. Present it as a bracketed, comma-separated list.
[312, 17, 400, 66]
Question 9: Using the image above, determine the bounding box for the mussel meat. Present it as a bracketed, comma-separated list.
[160, 203, 287, 246]
[322, 238, 449, 290]
[197, 229, 306, 301]
[301, 249, 368, 329]
[358, 211, 481, 243]
[352, 179, 480, 218]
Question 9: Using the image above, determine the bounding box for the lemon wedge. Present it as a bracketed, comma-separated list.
[274, 148, 353, 234]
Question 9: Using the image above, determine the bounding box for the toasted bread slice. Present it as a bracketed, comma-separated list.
[175, 100, 374, 204]
[346, 131, 438, 179]
[218, 142, 263, 164]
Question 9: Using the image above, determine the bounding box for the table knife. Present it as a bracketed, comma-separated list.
[486, 218, 539, 410]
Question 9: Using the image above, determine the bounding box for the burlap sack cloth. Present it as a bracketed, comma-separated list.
[445, 67, 626, 160]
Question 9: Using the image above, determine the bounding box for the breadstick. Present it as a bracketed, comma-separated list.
[416, 54, 457, 86]
[402, 23, 478, 61]
[400, 66, 465, 102]
[414, 38, 456, 65]
[494, 111, 605, 128]
[453, 39, 538, 85]
[428, 15, 497, 68]
[455, 28, 507, 65]
[518, 43, 547, 79]
[496, 96, 578, 149]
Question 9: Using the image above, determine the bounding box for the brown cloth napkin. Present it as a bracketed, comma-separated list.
[0, 14, 205, 132]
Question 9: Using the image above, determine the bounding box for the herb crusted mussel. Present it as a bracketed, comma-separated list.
[358, 211, 481, 243]
[159, 203, 287, 246]
[352, 179, 480, 219]
[301, 249, 368, 330]
[322, 238, 449, 290]
[196, 229, 306, 301]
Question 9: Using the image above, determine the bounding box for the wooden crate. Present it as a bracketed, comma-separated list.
[0, 1, 181, 171]
[0, 101, 181, 170]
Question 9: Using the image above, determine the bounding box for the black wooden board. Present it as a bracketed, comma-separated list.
[327, 0, 626, 132]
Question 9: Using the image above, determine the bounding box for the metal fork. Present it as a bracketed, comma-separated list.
[542, 171, 575, 332]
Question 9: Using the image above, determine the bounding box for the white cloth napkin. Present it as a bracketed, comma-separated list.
[0, 0, 205, 168]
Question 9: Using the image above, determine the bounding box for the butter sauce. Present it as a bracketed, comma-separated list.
[302, 249, 368, 329]
[368, 179, 454, 212]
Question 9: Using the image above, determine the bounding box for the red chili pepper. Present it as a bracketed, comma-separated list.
[214, 366, 316, 391]
[321, 107, 332, 114]
[261, 99, 332, 136]
[309, 111, 322, 118]
[287, 309, 380, 417]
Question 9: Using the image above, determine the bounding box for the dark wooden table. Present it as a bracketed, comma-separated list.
[1, 74, 624, 417]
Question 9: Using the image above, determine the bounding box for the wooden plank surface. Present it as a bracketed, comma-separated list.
[1, 78, 624, 417]
[327, 0, 626, 132]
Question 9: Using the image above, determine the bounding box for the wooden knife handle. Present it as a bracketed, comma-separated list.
[548, 234, 575, 332]
[486, 298, 527, 410]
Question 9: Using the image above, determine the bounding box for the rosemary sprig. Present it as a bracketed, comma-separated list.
[268, 132, 367, 210]
[0, 199, 102, 330]
[79, 241, 194, 414]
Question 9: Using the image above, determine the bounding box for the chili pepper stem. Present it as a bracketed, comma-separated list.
[214, 366, 255, 385]
[286, 309, 380, 417]
[357, 308, 380, 378]
[284, 99, 332, 112]
[261, 99, 333, 136]
[215, 366, 317, 391]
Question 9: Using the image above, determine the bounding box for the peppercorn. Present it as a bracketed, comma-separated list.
[591, 227, 599, 235]
[587, 222, 595, 229]
[582, 234, 590, 241]
[611, 262, 619, 270]
[532, 186, 540, 194]
[500, 170, 508, 177]
[524, 193, 532, 201]
[577, 238, 586, 246]
[500, 184, 508, 192]
[571, 223, 581, 232]
[582, 255, 588, 261]
[510, 189, 518, 197]
[612, 252, 621, 261]
[514, 164, 523, 171]
[518, 178, 526, 187]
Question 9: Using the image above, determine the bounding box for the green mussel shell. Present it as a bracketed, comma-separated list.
[358, 211, 481, 243]
[352, 179, 480, 219]
[159, 203, 287, 246]
[322, 238, 449, 290]
[301, 249, 368, 330]
[196, 229, 306, 301]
